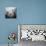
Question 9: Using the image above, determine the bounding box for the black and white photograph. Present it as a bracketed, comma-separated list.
[18, 25, 46, 46]
[5, 7, 17, 18]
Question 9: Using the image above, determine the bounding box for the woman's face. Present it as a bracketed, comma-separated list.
[7, 10, 15, 17]
[5, 7, 16, 18]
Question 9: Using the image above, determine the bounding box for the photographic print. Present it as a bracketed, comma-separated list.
[18, 24, 46, 46]
[5, 7, 17, 18]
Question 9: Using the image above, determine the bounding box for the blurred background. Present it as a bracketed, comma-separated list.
[0, 0, 46, 45]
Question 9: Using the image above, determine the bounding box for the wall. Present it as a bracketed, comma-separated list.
[0, 0, 46, 44]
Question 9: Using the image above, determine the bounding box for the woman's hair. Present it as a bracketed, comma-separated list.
[5, 11, 16, 18]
